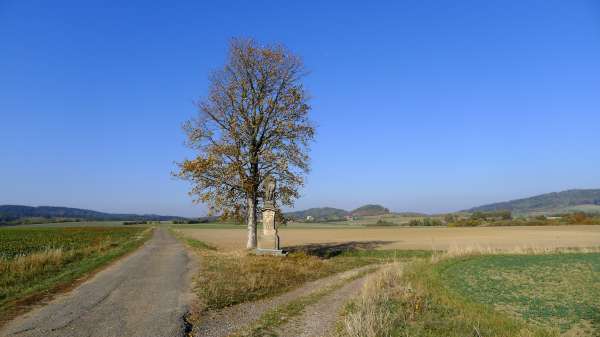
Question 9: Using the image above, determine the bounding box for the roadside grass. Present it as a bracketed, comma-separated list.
[338, 254, 568, 337]
[0, 226, 151, 326]
[172, 229, 429, 310]
[440, 253, 600, 335]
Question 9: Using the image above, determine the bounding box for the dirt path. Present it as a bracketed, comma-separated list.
[273, 274, 370, 337]
[194, 266, 375, 337]
[0, 227, 197, 337]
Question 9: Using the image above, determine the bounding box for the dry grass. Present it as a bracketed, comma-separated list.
[1, 249, 66, 276]
[342, 264, 403, 337]
[179, 225, 600, 251]
[173, 230, 426, 311]
[0, 239, 115, 295]
[197, 250, 342, 309]
[432, 245, 600, 262]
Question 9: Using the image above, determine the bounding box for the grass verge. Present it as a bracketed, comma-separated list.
[0, 226, 151, 327]
[171, 229, 429, 310]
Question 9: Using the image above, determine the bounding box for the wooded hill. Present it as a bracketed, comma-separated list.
[0, 205, 184, 225]
[468, 189, 600, 216]
[285, 204, 391, 221]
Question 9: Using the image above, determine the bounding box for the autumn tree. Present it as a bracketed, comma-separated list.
[176, 38, 315, 249]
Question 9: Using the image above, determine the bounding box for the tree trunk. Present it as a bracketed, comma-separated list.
[246, 195, 257, 249]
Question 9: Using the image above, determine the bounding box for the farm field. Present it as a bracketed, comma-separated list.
[0, 226, 150, 326]
[12, 221, 150, 228]
[440, 253, 600, 335]
[176, 225, 600, 251]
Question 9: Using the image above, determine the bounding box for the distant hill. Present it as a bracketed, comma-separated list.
[285, 204, 392, 221]
[468, 189, 600, 215]
[351, 204, 390, 217]
[285, 207, 349, 221]
[0, 205, 185, 225]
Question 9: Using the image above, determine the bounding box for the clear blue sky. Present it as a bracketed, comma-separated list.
[1, 0, 599, 217]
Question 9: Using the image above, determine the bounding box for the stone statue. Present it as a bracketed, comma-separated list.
[263, 175, 276, 209]
[257, 175, 285, 255]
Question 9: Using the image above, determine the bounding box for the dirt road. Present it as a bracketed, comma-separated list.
[0, 227, 196, 337]
[194, 266, 374, 337]
[273, 273, 370, 337]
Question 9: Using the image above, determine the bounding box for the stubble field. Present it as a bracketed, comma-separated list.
[177, 225, 600, 251]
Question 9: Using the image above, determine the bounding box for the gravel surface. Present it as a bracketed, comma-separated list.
[273, 274, 370, 337]
[0, 227, 197, 337]
[194, 265, 375, 337]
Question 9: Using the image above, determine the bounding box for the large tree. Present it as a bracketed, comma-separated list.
[177, 38, 315, 249]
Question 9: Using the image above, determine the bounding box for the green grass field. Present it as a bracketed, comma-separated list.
[440, 253, 600, 335]
[0, 226, 150, 325]
[0, 226, 145, 258]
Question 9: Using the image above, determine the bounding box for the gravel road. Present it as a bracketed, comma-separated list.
[0, 227, 196, 337]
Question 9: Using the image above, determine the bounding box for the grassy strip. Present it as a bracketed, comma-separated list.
[172, 229, 429, 310]
[338, 258, 560, 337]
[232, 267, 378, 337]
[0, 227, 151, 327]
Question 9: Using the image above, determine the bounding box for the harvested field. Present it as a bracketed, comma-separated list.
[178, 225, 600, 251]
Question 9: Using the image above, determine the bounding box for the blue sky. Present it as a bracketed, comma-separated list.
[1, 0, 599, 217]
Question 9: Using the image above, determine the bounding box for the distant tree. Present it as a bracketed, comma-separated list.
[275, 209, 288, 226]
[443, 214, 457, 223]
[569, 212, 588, 224]
[176, 38, 315, 249]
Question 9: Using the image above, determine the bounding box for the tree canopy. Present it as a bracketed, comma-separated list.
[176, 38, 314, 248]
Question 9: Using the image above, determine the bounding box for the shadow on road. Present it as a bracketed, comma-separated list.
[285, 241, 395, 258]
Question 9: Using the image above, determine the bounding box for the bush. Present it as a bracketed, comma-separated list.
[447, 219, 482, 227]
[471, 210, 512, 221]
[172, 219, 206, 224]
[407, 218, 443, 227]
[374, 219, 397, 226]
[122, 220, 148, 225]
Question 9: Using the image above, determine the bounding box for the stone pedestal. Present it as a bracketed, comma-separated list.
[257, 205, 285, 255]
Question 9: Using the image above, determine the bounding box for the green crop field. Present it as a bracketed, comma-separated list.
[0, 226, 150, 325]
[0, 226, 144, 259]
[13, 220, 144, 228]
[440, 253, 600, 335]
